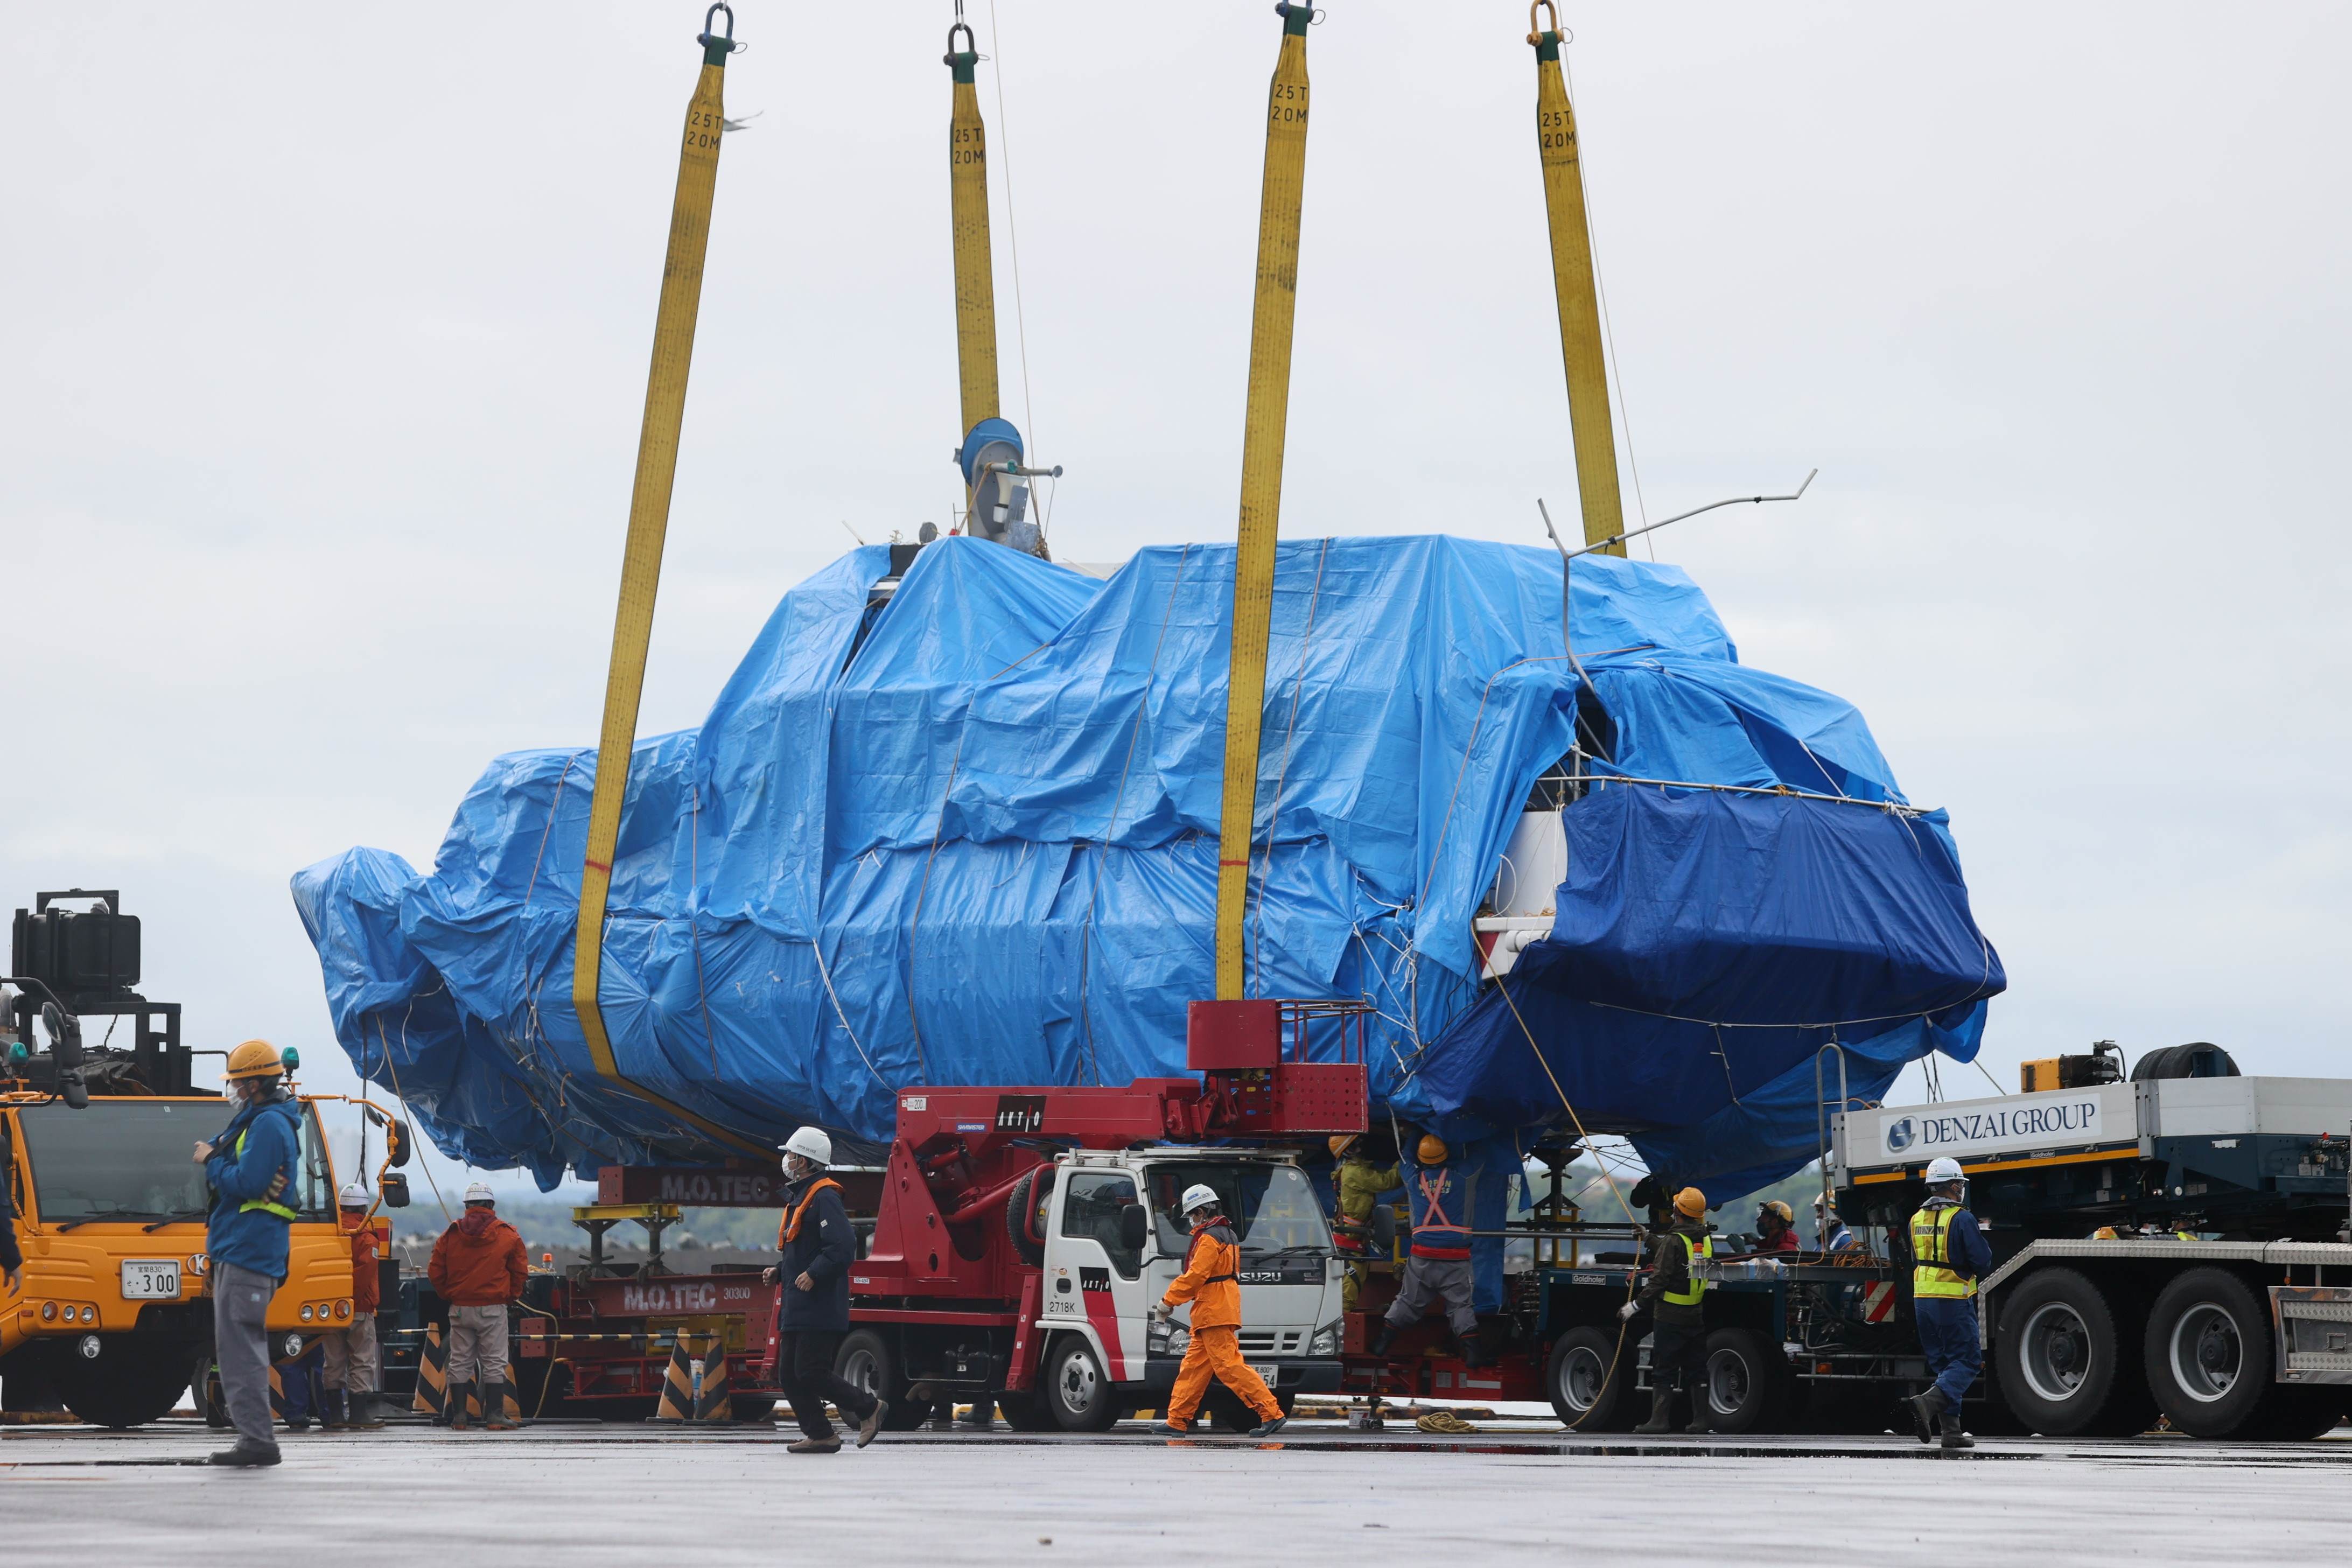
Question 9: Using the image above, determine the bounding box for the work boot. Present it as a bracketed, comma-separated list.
[1368, 1320, 1400, 1358]
[485, 1380, 519, 1431]
[1903, 1387, 1946, 1445]
[1156, 1417, 1192, 1436]
[347, 1391, 387, 1430]
[857, 1398, 889, 1448]
[960, 1398, 995, 1431]
[788, 1435, 842, 1454]
[206, 1443, 283, 1468]
[1684, 1398, 1712, 1436]
[1250, 1414, 1289, 1438]
[1940, 1412, 1975, 1452]
[1632, 1383, 1675, 1434]
[319, 1391, 350, 1430]
[447, 1380, 474, 1431]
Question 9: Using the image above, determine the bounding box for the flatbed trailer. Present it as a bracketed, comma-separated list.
[1829, 1059, 2352, 1439]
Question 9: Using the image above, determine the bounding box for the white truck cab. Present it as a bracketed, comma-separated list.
[1031, 1145, 1344, 1430]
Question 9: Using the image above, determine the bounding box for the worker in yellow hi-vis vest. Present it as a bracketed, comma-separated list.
[194, 1040, 304, 1467]
[1622, 1185, 1714, 1433]
[1905, 1156, 1993, 1451]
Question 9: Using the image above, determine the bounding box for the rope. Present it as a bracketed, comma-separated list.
[1249, 536, 1329, 996]
[374, 1012, 453, 1224]
[519, 753, 579, 911]
[686, 785, 721, 1076]
[1489, 969, 1646, 1432]
[811, 937, 891, 1094]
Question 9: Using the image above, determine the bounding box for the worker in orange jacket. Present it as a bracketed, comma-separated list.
[1155, 1183, 1285, 1438]
[429, 1181, 528, 1431]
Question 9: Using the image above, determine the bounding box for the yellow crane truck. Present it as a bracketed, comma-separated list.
[3, 889, 406, 1427]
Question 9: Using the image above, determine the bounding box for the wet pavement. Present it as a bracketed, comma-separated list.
[5, 1415, 2347, 1564]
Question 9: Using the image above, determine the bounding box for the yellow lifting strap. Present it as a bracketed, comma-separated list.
[1529, 3, 1625, 553]
[945, 18, 1001, 439]
[1213, 1, 1316, 1000]
[570, 5, 766, 1159]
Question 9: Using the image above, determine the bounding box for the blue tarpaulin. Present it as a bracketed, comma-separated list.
[292, 534, 2001, 1195]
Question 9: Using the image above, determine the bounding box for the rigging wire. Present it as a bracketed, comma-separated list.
[1558, 41, 1654, 559]
[984, 0, 1046, 535]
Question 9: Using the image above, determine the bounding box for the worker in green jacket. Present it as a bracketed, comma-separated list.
[1329, 1133, 1400, 1312]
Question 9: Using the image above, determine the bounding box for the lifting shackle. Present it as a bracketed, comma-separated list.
[944, 15, 1002, 440]
[1212, 1, 1319, 1001]
[1528, 2, 1626, 553]
[570, 5, 767, 1158]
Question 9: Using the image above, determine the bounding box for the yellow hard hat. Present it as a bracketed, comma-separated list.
[1328, 1133, 1360, 1159]
[1417, 1135, 1449, 1166]
[223, 1039, 285, 1082]
[1760, 1200, 1794, 1223]
[1674, 1187, 1707, 1219]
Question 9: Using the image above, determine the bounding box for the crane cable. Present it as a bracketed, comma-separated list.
[569, 4, 769, 1159]
[1528, 2, 1625, 554]
[1213, 1, 1317, 1000]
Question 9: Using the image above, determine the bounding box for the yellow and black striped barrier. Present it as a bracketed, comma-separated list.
[653, 1334, 733, 1424]
[412, 1320, 448, 1417]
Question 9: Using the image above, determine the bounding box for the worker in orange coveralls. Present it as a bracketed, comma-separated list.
[1154, 1182, 1286, 1438]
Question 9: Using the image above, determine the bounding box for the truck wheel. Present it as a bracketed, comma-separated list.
[52, 1339, 193, 1430]
[1547, 1327, 1630, 1430]
[1042, 1336, 1122, 1432]
[1005, 1168, 1054, 1268]
[1700, 1327, 1788, 1434]
[2143, 1267, 2275, 1438]
[834, 1329, 934, 1430]
[1997, 1268, 2150, 1436]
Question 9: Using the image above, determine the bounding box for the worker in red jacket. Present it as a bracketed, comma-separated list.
[1156, 1184, 1286, 1438]
[1754, 1200, 1801, 1254]
[320, 1183, 386, 1430]
[429, 1181, 528, 1431]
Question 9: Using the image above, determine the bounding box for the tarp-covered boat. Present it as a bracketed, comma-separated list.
[293, 533, 2001, 1195]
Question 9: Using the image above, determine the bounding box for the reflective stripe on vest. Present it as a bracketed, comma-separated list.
[1911, 1205, 1977, 1299]
[1412, 1170, 1470, 1251]
[233, 1127, 300, 1223]
[1662, 1230, 1712, 1307]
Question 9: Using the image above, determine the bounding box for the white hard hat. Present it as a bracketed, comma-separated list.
[781, 1126, 832, 1165]
[463, 1180, 495, 1203]
[337, 1183, 370, 1208]
[1924, 1157, 1966, 1185]
[1180, 1182, 1220, 1216]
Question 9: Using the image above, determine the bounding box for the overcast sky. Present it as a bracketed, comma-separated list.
[5, 4, 2347, 1195]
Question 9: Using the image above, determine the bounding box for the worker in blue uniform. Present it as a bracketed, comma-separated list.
[1905, 1156, 1993, 1451]
[195, 1039, 305, 1467]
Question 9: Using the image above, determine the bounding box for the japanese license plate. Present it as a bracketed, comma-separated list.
[121, 1259, 181, 1299]
[1251, 1363, 1280, 1384]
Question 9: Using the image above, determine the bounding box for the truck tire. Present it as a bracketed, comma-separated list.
[1547, 1326, 1630, 1431]
[834, 1329, 934, 1430]
[2143, 1267, 2277, 1438]
[1041, 1335, 1123, 1432]
[1006, 1168, 1054, 1268]
[1699, 1327, 1789, 1434]
[1996, 1268, 2152, 1436]
[52, 1339, 193, 1430]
